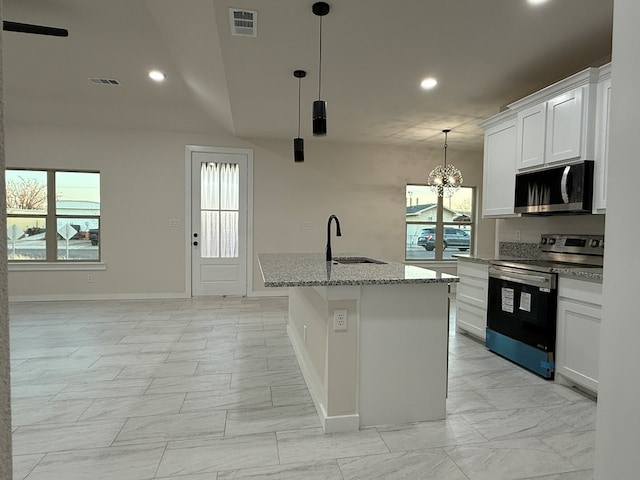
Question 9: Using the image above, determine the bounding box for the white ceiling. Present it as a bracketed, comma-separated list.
[2, 0, 613, 151]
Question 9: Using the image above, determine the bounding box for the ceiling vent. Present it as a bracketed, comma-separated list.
[229, 8, 257, 37]
[89, 77, 121, 86]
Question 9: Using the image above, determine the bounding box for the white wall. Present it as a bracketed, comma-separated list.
[6, 125, 244, 299]
[594, 0, 640, 477]
[5, 125, 491, 298]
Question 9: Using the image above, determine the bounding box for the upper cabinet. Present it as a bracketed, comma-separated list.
[545, 88, 586, 164]
[479, 64, 611, 218]
[510, 68, 600, 172]
[480, 111, 518, 217]
[515, 102, 547, 169]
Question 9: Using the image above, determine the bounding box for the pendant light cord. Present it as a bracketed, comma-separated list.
[318, 16, 323, 100]
[297, 76, 302, 138]
[443, 130, 448, 168]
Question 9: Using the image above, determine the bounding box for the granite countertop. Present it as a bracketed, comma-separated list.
[454, 254, 532, 265]
[554, 267, 603, 282]
[455, 255, 603, 282]
[258, 253, 459, 287]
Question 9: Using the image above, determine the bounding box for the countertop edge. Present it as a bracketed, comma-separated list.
[264, 277, 459, 288]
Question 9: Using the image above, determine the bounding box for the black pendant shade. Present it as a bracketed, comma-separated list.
[294, 137, 305, 162]
[293, 69, 306, 162]
[312, 2, 330, 137]
[312, 100, 327, 136]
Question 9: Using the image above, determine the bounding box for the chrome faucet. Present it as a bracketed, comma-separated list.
[326, 214, 342, 262]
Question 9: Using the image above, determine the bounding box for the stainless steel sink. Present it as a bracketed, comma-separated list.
[332, 256, 386, 265]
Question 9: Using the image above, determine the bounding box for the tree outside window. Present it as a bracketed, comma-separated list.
[6, 169, 101, 262]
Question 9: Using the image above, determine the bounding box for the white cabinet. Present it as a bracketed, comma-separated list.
[480, 63, 611, 217]
[556, 276, 602, 394]
[481, 112, 518, 217]
[510, 68, 600, 172]
[545, 87, 586, 164]
[593, 64, 612, 213]
[456, 261, 488, 340]
[516, 103, 547, 170]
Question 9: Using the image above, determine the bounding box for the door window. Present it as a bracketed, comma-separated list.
[200, 162, 239, 259]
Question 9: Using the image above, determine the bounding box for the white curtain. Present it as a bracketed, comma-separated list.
[200, 162, 239, 258]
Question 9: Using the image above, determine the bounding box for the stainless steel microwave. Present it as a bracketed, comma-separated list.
[514, 161, 594, 215]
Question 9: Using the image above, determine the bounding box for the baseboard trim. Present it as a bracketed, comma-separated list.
[9, 289, 288, 303]
[248, 289, 289, 298]
[322, 411, 360, 433]
[9, 292, 190, 302]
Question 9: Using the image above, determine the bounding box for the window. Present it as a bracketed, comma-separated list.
[200, 162, 239, 258]
[6, 169, 101, 262]
[406, 185, 475, 261]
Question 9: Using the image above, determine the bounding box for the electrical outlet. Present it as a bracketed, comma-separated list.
[303, 325, 308, 342]
[169, 218, 181, 227]
[87, 273, 94, 283]
[302, 221, 313, 230]
[515, 229, 521, 241]
[333, 309, 348, 331]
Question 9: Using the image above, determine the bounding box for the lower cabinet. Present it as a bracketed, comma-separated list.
[456, 261, 488, 340]
[556, 276, 602, 394]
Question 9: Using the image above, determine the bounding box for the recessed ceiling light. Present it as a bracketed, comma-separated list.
[527, 0, 548, 5]
[420, 78, 438, 90]
[148, 70, 166, 82]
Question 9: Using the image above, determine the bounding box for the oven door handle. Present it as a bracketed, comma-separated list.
[489, 266, 555, 288]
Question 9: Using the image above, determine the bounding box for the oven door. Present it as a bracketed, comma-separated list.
[487, 265, 557, 352]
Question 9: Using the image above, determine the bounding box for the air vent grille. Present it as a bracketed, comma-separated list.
[229, 8, 257, 37]
[89, 78, 121, 86]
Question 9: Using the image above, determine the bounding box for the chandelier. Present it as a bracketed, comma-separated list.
[427, 129, 463, 198]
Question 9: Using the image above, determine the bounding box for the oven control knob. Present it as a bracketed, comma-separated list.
[541, 238, 548, 245]
[591, 239, 600, 248]
[549, 238, 556, 245]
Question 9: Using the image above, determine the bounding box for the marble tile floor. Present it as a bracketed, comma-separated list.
[8, 296, 596, 480]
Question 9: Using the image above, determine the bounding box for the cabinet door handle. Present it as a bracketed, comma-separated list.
[193, 241, 199, 246]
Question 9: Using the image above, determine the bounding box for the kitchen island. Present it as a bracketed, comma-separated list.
[258, 253, 458, 432]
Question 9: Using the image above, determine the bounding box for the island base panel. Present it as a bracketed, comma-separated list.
[359, 283, 448, 427]
[287, 282, 450, 431]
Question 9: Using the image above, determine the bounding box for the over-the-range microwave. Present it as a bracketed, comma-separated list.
[514, 160, 594, 215]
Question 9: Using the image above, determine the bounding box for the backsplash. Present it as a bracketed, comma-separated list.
[499, 242, 540, 259]
[496, 215, 605, 245]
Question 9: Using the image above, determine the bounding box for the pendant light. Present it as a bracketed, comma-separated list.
[427, 129, 463, 198]
[312, 2, 330, 136]
[293, 70, 306, 162]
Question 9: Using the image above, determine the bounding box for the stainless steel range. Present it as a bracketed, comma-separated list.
[486, 234, 604, 378]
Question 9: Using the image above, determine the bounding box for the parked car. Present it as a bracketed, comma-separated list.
[89, 229, 99, 246]
[417, 227, 470, 251]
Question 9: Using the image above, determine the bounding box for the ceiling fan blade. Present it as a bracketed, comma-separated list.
[3, 21, 68, 37]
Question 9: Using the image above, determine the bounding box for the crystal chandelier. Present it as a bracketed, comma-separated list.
[428, 129, 463, 198]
